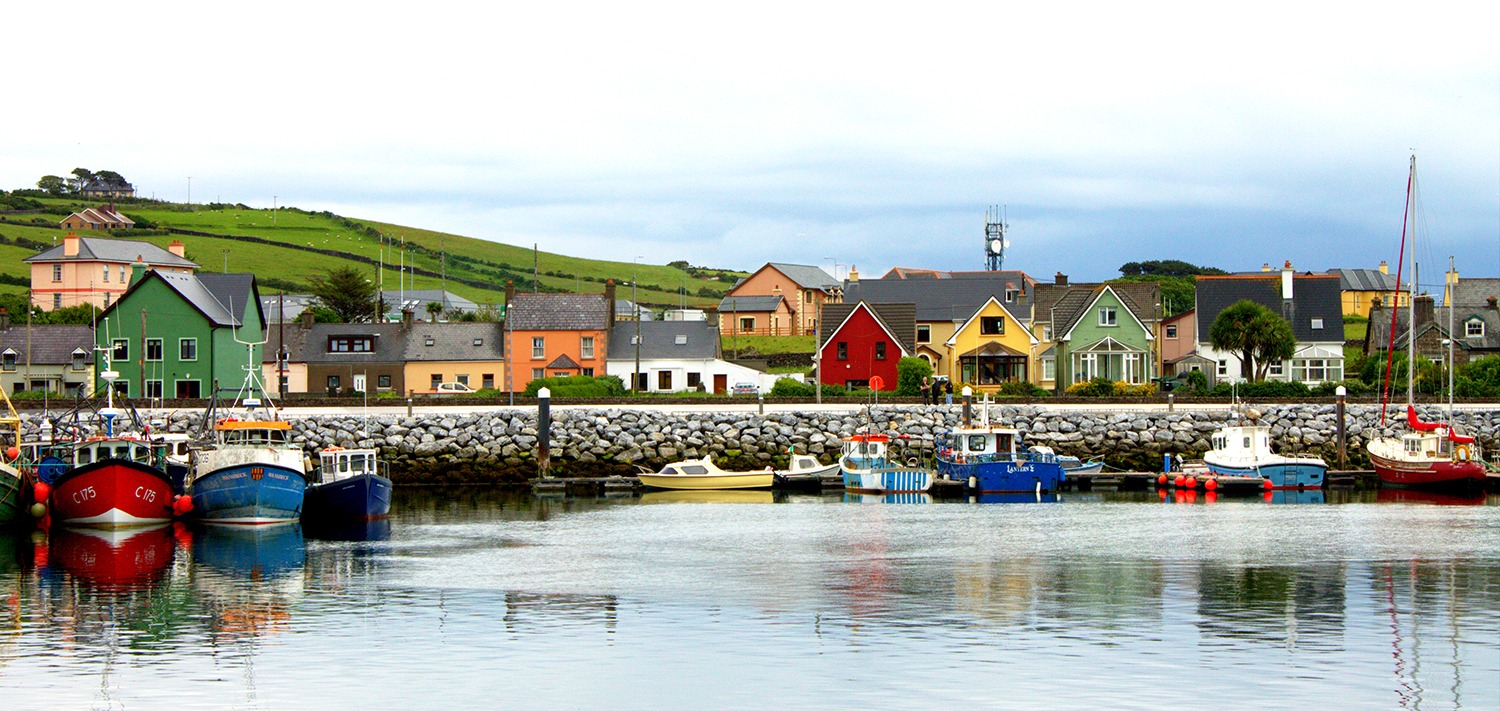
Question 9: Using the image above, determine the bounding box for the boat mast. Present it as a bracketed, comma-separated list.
[1379, 155, 1416, 427]
[1408, 261, 1417, 407]
[1448, 255, 1455, 418]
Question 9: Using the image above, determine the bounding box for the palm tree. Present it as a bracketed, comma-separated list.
[1209, 300, 1295, 381]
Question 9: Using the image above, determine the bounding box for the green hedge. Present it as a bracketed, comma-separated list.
[524, 375, 626, 397]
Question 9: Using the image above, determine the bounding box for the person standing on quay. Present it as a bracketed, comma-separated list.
[920, 376, 932, 406]
[944, 379, 954, 406]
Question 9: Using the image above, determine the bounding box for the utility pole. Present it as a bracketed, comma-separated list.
[634, 257, 642, 393]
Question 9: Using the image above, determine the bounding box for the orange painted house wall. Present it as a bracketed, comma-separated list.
[506, 328, 609, 392]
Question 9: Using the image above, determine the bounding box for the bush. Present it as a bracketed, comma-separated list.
[896, 357, 933, 396]
[1066, 377, 1117, 397]
[776, 378, 847, 397]
[1114, 381, 1157, 396]
[1310, 379, 1374, 397]
[525, 375, 626, 397]
[1208, 380, 1311, 398]
[1184, 370, 1209, 393]
[997, 380, 1048, 397]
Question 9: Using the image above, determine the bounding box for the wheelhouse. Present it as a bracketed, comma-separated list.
[316, 448, 385, 485]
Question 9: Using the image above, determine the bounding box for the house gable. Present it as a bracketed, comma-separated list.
[1059, 286, 1154, 344]
[943, 296, 1038, 349]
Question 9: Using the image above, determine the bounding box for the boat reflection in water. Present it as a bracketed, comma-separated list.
[1375, 488, 1487, 506]
[51, 525, 176, 590]
[1262, 489, 1327, 505]
[843, 492, 933, 504]
[969, 492, 1062, 505]
[639, 490, 777, 505]
[192, 523, 305, 642]
[304, 517, 392, 542]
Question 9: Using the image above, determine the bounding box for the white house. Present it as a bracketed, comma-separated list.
[1194, 264, 1346, 385]
[606, 320, 771, 394]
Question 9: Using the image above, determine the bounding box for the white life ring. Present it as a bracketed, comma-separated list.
[1455, 444, 1471, 462]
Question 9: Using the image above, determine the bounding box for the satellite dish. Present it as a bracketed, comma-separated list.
[988, 239, 1003, 254]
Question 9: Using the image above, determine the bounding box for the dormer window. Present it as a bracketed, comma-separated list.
[1311, 318, 1324, 330]
[328, 336, 374, 353]
[675, 335, 688, 345]
[72, 349, 87, 371]
[425, 337, 435, 347]
[1467, 320, 1485, 338]
[2, 350, 15, 372]
[473, 338, 483, 346]
[1005, 289, 1018, 303]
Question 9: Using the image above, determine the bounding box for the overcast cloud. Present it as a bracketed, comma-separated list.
[5, 2, 1497, 286]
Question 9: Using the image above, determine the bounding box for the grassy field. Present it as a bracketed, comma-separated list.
[0, 195, 745, 308]
[721, 334, 817, 355]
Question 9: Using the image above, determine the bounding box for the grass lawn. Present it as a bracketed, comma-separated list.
[721, 334, 816, 355]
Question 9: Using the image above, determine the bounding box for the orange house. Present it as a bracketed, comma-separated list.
[504, 282, 614, 392]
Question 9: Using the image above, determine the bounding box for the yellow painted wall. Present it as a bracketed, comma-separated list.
[404, 361, 507, 393]
[944, 300, 1036, 393]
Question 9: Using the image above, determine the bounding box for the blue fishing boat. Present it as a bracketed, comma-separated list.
[937, 406, 1065, 494]
[188, 344, 306, 525]
[1029, 445, 1103, 475]
[303, 447, 393, 521]
[838, 433, 933, 493]
[1203, 421, 1325, 490]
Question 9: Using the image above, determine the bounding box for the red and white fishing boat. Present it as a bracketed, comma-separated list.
[1366, 156, 1487, 491]
[38, 368, 177, 528]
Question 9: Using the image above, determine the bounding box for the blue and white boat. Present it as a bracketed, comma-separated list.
[303, 447, 393, 521]
[839, 433, 933, 493]
[937, 406, 1065, 494]
[1029, 445, 1103, 475]
[188, 344, 307, 525]
[1202, 422, 1326, 490]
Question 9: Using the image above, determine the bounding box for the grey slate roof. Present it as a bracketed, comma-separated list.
[717, 295, 784, 313]
[842, 271, 1035, 322]
[1450, 278, 1500, 308]
[401, 322, 505, 361]
[1034, 282, 1160, 337]
[380, 289, 479, 315]
[607, 321, 719, 360]
[109, 271, 250, 328]
[300, 323, 410, 363]
[507, 293, 610, 331]
[1195, 274, 1344, 343]
[260, 322, 311, 364]
[767, 263, 841, 292]
[0, 325, 95, 365]
[1329, 268, 1400, 293]
[820, 301, 918, 355]
[197, 273, 261, 329]
[615, 300, 656, 320]
[1368, 303, 1500, 352]
[24, 236, 199, 268]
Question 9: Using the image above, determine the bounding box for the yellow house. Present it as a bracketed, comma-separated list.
[943, 297, 1037, 392]
[401, 322, 507, 393]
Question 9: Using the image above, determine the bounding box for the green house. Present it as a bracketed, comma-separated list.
[94, 271, 265, 399]
[1050, 284, 1161, 389]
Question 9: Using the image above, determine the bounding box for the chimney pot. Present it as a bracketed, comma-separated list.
[1055, 272, 1068, 285]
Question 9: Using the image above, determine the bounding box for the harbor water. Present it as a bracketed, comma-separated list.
[1, 489, 1497, 709]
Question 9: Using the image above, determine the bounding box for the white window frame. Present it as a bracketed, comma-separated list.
[52, 264, 61, 282]
[1310, 318, 1324, 330]
[1041, 357, 1055, 381]
[1098, 307, 1117, 327]
[1217, 359, 1228, 376]
[179, 338, 198, 361]
[531, 336, 545, 360]
[1467, 320, 1484, 338]
[580, 336, 595, 360]
[1165, 324, 1177, 339]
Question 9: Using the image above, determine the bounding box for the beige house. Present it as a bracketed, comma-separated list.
[24, 233, 199, 311]
[60, 206, 135, 231]
[717, 263, 841, 337]
[401, 321, 507, 392]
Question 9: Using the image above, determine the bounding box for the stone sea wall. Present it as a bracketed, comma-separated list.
[23, 404, 1500, 484]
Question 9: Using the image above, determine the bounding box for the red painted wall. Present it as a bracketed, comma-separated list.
[819, 306, 901, 390]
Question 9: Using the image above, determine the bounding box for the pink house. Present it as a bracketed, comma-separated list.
[24, 233, 200, 311]
[1160, 308, 1206, 376]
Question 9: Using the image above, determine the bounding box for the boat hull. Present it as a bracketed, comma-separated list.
[1368, 452, 1485, 490]
[0, 465, 24, 524]
[49, 459, 176, 528]
[938, 459, 1065, 494]
[839, 461, 932, 493]
[637, 472, 775, 490]
[192, 463, 307, 525]
[304, 473, 393, 520]
[1203, 459, 1327, 489]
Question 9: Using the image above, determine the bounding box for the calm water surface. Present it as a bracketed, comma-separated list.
[1, 489, 1497, 709]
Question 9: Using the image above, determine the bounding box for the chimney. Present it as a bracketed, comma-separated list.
[401, 307, 414, 331]
[1055, 272, 1068, 286]
[605, 280, 617, 324]
[168, 240, 186, 258]
[129, 256, 148, 287]
[1488, 295, 1497, 311]
[505, 280, 515, 314]
[847, 265, 860, 283]
[1261, 262, 1271, 273]
[299, 309, 315, 330]
[1379, 260, 1389, 275]
[0, 308, 8, 332]
[64, 232, 80, 257]
[1414, 294, 1435, 325]
[1281, 260, 1294, 300]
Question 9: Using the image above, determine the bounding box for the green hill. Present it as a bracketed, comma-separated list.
[0, 192, 744, 309]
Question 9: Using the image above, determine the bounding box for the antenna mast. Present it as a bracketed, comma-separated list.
[985, 205, 1008, 271]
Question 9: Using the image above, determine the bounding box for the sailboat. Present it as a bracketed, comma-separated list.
[1365, 156, 1486, 490]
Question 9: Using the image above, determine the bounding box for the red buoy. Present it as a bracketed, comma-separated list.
[1204, 478, 1218, 491]
[1158, 474, 1168, 486]
[1173, 475, 1185, 488]
[4, 445, 17, 461]
[33, 482, 50, 503]
[1186, 476, 1199, 489]
[1263, 478, 1274, 490]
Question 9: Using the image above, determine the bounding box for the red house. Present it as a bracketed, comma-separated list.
[817, 301, 915, 391]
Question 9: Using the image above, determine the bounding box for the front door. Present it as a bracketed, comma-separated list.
[353, 373, 367, 393]
[713, 374, 727, 395]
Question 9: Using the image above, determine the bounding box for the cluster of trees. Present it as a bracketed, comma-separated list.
[0, 292, 101, 325]
[1118, 260, 1227, 277]
[36, 168, 130, 196]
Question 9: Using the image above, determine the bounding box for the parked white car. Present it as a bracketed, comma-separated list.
[731, 382, 759, 395]
[433, 382, 476, 394]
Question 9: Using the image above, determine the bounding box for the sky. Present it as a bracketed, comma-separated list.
[5, 2, 1499, 288]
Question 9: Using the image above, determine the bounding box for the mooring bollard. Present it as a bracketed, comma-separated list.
[1335, 385, 1347, 471]
[407, 390, 414, 417]
[961, 386, 973, 426]
[538, 387, 552, 479]
[1167, 392, 1174, 412]
[757, 391, 764, 415]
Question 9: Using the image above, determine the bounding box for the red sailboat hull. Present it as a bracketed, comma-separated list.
[49, 459, 175, 527]
[1368, 452, 1486, 489]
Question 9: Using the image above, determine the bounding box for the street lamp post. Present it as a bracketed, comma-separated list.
[633, 257, 642, 394]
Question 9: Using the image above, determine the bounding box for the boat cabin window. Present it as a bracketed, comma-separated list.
[680, 464, 708, 475]
[967, 435, 989, 453]
[659, 466, 678, 475]
[1243, 437, 1251, 449]
[77, 447, 92, 465]
[1403, 437, 1422, 455]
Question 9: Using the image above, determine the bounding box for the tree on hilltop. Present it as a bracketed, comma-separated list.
[1119, 260, 1228, 277]
[37, 175, 67, 195]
